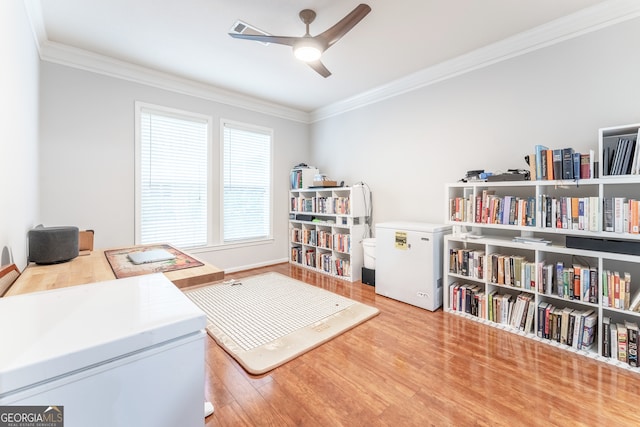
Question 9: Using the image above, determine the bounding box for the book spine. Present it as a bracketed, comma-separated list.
[627, 323, 638, 367]
[603, 317, 611, 358]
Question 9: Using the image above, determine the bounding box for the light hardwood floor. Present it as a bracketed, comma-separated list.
[201, 263, 640, 426]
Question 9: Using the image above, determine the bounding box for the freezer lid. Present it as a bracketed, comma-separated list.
[0, 273, 206, 395]
[375, 221, 452, 233]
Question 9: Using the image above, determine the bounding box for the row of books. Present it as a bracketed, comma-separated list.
[601, 270, 640, 311]
[448, 283, 535, 333]
[290, 168, 316, 189]
[333, 233, 351, 253]
[450, 193, 640, 236]
[449, 252, 601, 303]
[291, 229, 333, 248]
[291, 248, 318, 267]
[603, 318, 639, 367]
[290, 196, 351, 215]
[449, 192, 536, 226]
[486, 253, 537, 290]
[448, 248, 484, 279]
[319, 254, 351, 277]
[530, 146, 595, 181]
[603, 197, 640, 234]
[449, 261, 640, 312]
[540, 195, 599, 232]
[603, 136, 640, 176]
[291, 228, 317, 246]
[292, 249, 352, 278]
[450, 193, 599, 230]
[537, 303, 597, 350]
[291, 231, 351, 253]
[541, 262, 598, 303]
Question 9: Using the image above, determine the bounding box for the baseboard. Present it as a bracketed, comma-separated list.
[224, 258, 288, 274]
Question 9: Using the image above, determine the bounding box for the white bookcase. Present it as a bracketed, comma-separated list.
[443, 123, 640, 373]
[289, 185, 369, 281]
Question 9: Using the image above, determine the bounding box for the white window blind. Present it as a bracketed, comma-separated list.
[222, 122, 272, 242]
[139, 108, 208, 248]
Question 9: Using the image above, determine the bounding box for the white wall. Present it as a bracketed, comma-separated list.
[0, 1, 40, 269]
[310, 17, 640, 231]
[39, 63, 309, 271]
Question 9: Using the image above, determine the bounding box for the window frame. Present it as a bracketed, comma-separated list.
[134, 101, 213, 248]
[219, 118, 274, 245]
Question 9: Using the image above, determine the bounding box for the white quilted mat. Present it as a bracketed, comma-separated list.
[184, 272, 379, 374]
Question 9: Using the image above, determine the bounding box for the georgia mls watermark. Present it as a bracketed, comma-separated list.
[0, 406, 64, 427]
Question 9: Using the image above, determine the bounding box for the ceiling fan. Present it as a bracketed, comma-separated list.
[229, 4, 372, 78]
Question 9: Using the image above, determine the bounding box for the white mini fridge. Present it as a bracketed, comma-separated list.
[375, 222, 451, 311]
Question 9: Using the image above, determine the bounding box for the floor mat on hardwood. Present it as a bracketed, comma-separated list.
[104, 244, 203, 279]
[184, 272, 379, 375]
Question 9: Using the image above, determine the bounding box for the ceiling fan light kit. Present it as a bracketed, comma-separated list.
[293, 39, 325, 62]
[228, 3, 371, 77]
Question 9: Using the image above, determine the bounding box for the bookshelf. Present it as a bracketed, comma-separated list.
[289, 185, 369, 281]
[444, 124, 640, 372]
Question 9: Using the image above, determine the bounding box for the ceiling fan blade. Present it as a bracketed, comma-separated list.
[308, 60, 332, 78]
[228, 33, 299, 47]
[316, 3, 371, 48]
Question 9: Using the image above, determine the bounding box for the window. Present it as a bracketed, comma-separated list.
[135, 103, 210, 248]
[222, 121, 272, 243]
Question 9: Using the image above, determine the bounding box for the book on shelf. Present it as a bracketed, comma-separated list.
[603, 198, 614, 232]
[552, 149, 563, 180]
[537, 302, 549, 338]
[523, 299, 535, 333]
[623, 272, 631, 310]
[614, 197, 626, 233]
[562, 148, 574, 180]
[534, 144, 549, 180]
[527, 152, 537, 181]
[567, 310, 576, 347]
[603, 316, 611, 358]
[614, 271, 621, 309]
[546, 149, 554, 180]
[605, 137, 639, 176]
[573, 309, 595, 350]
[617, 322, 628, 363]
[540, 264, 554, 294]
[629, 287, 640, 312]
[589, 268, 598, 304]
[572, 152, 581, 181]
[627, 321, 639, 367]
[581, 312, 598, 350]
[545, 303, 554, 339]
[580, 153, 590, 179]
[632, 129, 640, 174]
[611, 323, 618, 361]
[560, 307, 574, 345]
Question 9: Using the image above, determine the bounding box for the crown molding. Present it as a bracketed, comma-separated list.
[38, 41, 311, 123]
[24, 0, 640, 125]
[23, 0, 310, 124]
[309, 0, 640, 123]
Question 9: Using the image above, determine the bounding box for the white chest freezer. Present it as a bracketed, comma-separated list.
[375, 222, 451, 311]
[0, 273, 207, 427]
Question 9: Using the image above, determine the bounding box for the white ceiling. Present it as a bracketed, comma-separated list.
[28, 0, 619, 114]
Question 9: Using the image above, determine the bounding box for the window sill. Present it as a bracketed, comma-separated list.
[187, 238, 275, 254]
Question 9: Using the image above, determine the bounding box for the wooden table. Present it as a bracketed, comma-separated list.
[5, 247, 224, 297]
